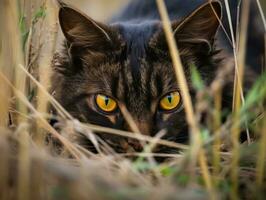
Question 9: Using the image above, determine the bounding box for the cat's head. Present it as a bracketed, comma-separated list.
[52, 1, 222, 154]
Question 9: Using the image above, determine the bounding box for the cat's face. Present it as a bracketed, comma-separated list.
[52, 2, 221, 153]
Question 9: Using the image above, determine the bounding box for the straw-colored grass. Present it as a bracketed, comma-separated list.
[0, 0, 265, 200]
[156, 0, 214, 198]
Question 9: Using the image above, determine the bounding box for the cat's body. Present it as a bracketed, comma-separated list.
[52, 0, 264, 154]
[113, 0, 263, 72]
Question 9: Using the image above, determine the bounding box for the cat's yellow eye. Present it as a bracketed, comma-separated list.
[159, 92, 181, 111]
[95, 94, 117, 113]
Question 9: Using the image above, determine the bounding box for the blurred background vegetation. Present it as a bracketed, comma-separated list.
[67, 0, 266, 20]
[64, 0, 130, 21]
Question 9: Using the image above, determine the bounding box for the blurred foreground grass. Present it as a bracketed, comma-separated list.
[0, 0, 265, 200]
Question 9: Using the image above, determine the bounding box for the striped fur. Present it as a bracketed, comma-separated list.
[51, 0, 262, 155]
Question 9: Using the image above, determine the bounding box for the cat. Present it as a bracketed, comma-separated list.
[51, 0, 264, 155]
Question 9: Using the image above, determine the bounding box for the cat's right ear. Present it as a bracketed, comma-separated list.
[151, 1, 222, 53]
[59, 6, 117, 52]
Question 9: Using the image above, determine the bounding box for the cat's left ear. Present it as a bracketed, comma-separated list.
[59, 5, 119, 52]
[152, 1, 222, 52]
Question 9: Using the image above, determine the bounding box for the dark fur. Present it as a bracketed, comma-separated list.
[113, 0, 264, 72]
[52, 0, 264, 155]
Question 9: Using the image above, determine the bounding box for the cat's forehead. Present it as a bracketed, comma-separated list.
[88, 53, 177, 111]
[115, 21, 159, 45]
[115, 22, 158, 55]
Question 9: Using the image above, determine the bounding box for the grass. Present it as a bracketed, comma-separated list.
[0, 0, 265, 199]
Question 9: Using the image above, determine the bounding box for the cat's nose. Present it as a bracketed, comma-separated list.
[128, 138, 143, 152]
[119, 138, 143, 152]
[122, 120, 153, 152]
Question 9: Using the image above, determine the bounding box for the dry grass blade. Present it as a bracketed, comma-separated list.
[0, 132, 9, 200]
[0, 71, 83, 160]
[155, 0, 201, 159]
[224, 0, 245, 108]
[256, 116, 266, 189]
[119, 104, 141, 134]
[230, 1, 250, 199]
[2, 1, 29, 199]
[256, 0, 266, 31]
[0, 10, 12, 127]
[35, 0, 58, 145]
[212, 85, 222, 185]
[256, 0, 266, 72]
[78, 121, 189, 150]
[156, 0, 215, 198]
[18, 64, 72, 120]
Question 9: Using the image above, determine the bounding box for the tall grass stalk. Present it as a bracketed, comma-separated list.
[120, 104, 141, 133]
[156, 0, 215, 198]
[0, 5, 12, 128]
[0, 136, 9, 200]
[256, 0, 266, 31]
[256, 117, 266, 190]
[36, 0, 58, 146]
[4, 0, 31, 199]
[224, 0, 250, 144]
[223, 0, 245, 108]
[212, 85, 222, 185]
[230, 1, 250, 199]
[155, 0, 201, 160]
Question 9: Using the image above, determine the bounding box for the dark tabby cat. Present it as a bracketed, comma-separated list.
[52, 0, 264, 154]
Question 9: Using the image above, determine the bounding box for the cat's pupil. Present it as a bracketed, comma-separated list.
[104, 97, 109, 106]
[167, 95, 172, 103]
